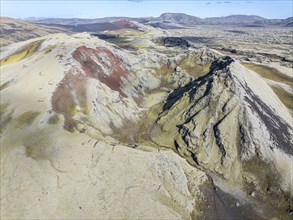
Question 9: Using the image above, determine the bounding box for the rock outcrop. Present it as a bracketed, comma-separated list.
[146, 56, 293, 219]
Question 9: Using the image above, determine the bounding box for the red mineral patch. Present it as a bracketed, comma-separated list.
[72, 46, 128, 97]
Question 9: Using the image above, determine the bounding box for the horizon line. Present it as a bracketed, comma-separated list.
[4, 12, 292, 21]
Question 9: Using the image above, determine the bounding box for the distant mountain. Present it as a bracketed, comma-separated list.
[283, 17, 293, 26]
[2, 14, 291, 46]
[0, 17, 68, 46]
[26, 16, 153, 25]
[204, 15, 267, 25]
[157, 13, 203, 25]
[34, 20, 143, 34]
[25, 13, 292, 28]
[145, 13, 293, 28]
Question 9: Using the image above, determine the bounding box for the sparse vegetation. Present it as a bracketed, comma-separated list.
[271, 86, 293, 111]
[0, 40, 43, 66]
[48, 114, 60, 125]
[242, 63, 293, 85]
[0, 81, 12, 91]
[105, 36, 131, 48]
[16, 111, 40, 127]
[0, 103, 13, 133]
[178, 55, 211, 78]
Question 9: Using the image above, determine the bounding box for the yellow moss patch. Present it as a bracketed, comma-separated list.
[243, 63, 293, 86]
[25, 146, 34, 158]
[16, 111, 40, 127]
[44, 45, 56, 54]
[0, 103, 13, 133]
[48, 114, 60, 125]
[0, 81, 12, 91]
[104, 36, 132, 48]
[178, 55, 211, 79]
[242, 157, 291, 219]
[271, 86, 293, 111]
[153, 62, 175, 89]
[0, 103, 9, 117]
[0, 40, 43, 66]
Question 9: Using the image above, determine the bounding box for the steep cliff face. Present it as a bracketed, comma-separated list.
[1, 33, 292, 219]
[146, 56, 293, 219]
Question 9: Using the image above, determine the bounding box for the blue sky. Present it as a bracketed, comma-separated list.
[1, 0, 292, 19]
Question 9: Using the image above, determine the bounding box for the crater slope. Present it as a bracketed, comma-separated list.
[1, 33, 292, 219]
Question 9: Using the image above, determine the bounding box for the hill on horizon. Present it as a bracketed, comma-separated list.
[22, 12, 292, 27]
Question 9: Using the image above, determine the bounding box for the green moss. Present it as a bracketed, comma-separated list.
[0, 40, 43, 66]
[44, 45, 56, 54]
[0, 81, 11, 91]
[243, 62, 293, 111]
[0, 103, 13, 133]
[242, 63, 293, 86]
[48, 114, 60, 125]
[178, 55, 211, 79]
[0, 103, 9, 118]
[271, 86, 293, 111]
[242, 157, 291, 219]
[153, 63, 175, 89]
[25, 146, 34, 157]
[134, 94, 191, 150]
[134, 102, 163, 144]
[16, 111, 40, 127]
[105, 37, 132, 48]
